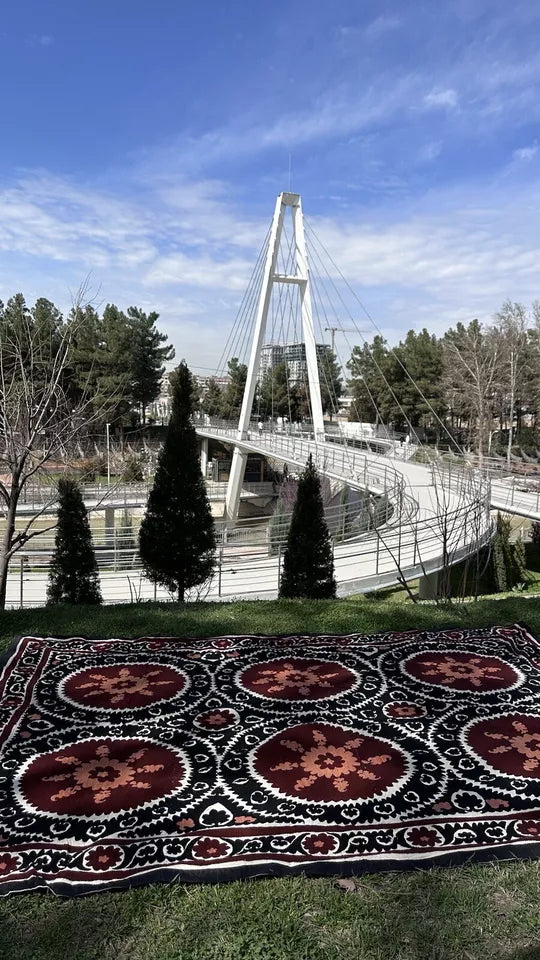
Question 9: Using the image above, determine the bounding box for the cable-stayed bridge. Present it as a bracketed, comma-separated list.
[5, 191, 540, 606]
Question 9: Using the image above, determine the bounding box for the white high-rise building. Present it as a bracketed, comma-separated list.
[259, 341, 327, 385]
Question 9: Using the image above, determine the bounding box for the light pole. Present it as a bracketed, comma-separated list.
[106, 423, 111, 488]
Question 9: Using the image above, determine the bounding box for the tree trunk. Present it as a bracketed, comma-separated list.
[0, 493, 19, 610]
[177, 581, 184, 603]
[507, 350, 516, 468]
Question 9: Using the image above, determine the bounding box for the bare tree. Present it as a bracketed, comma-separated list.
[494, 301, 529, 466]
[0, 283, 109, 609]
[442, 320, 499, 465]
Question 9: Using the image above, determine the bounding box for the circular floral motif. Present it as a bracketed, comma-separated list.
[194, 709, 239, 731]
[83, 844, 124, 871]
[405, 826, 444, 848]
[239, 658, 358, 701]
[515, 820, 540, 837]
[384, 701, 426, 719]
[252, 723, 408, 803]
[60, 663, 188, 711]
[0, 853, 22, 875]
[301, 832, 339, 855]
[17, 737, 188, 816]
[402, 651, 520, 693]
[192, 837, 232, 860]
[466, 714, 540, 778]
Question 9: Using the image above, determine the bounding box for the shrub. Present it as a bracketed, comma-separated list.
[47, 478, 102, 605]
[279, 454, 336, 600]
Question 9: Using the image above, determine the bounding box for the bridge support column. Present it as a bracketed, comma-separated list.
[225, 446, 248, 525]
[418, 570, 439, 600]
[200, 437, 209, 478]
[104, 506, 116, 546]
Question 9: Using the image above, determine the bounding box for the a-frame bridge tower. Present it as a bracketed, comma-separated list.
[225, 192, 325, 524]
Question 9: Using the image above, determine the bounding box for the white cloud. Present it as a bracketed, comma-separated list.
[418, 141, 443, 163]
[364, 16, 401, 39]
[512, 144, 538, 161]
[423, 88, 458, 109]
[29, 34, 54, 47]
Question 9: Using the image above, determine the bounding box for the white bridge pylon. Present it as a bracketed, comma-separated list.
[225, 192, 324, 525]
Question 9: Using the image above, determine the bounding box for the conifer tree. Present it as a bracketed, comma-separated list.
[47, 478, 102, 605]
[279, 454, 336, 599]
[513, 535, 528, 585]
[139, 361, 216, 601]
[490, 512, 526, 592]
[128, 307, 175, 427]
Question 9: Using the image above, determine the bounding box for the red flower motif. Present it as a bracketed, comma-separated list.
[385, 702, 426, 719]
[192, 837, 231, 860]
[195, 709, 237, 729]
[0, 853, 22, 875]
[234, 816, 255, 824]
[213, 639, 234, 649]
[302, 832, 339, 855]
[177, 818, 195, 830]
[406, 826, 443, 848]
[516, 820, 540, 837]
[85, 845, 124, 871]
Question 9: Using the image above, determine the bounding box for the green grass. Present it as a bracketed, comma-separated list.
[1, 595, 540, 960]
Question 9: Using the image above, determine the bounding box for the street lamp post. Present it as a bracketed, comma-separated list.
[106, 423, 111, 488]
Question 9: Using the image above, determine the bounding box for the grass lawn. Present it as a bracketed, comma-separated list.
[1, 594, 540, 960]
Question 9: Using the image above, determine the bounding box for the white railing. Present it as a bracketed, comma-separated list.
[6, 499, 494, 608]
[4, 420, 497, 607]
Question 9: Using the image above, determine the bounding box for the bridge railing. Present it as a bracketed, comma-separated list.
[7, 494, 494, 608]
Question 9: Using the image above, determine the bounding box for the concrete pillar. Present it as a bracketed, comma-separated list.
[418, 569, 439, 600]
[104, 506, 116, 546]
[225, 447, 248, 525]
[200, 437, 209, 478]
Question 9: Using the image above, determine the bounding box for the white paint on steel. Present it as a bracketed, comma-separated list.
[225, 192, 324, 524]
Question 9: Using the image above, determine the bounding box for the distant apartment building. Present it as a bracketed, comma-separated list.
[194, 374, 230, 393]
[259, 341, 328, 385]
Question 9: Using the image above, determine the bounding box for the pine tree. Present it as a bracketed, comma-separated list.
[490, 513, 523, 592]
[128, 307, 175, 426]
[268, 496, 290, 557]
[201, 378, 224, 418]
[47, 478, 102, 605]
[139, 361, 216, 601]
[513, 535, 528, 585]
[279, 455, 336, 599]
[219, 358, 248, 420]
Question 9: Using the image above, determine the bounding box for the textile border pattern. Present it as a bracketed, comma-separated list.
[1, 624, 540, 895]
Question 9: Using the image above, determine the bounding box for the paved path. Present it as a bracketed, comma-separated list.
[6, 427, 538, 607]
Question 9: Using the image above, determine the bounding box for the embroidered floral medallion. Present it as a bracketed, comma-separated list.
[0, 624, 539, 896]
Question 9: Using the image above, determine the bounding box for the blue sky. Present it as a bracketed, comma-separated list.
[1, 0, 540, 371]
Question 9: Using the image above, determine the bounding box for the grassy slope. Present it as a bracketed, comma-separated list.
[1, 595, 540, 960]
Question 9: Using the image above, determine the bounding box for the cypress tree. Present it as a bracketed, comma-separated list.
[490, 512, 525, 592]
[139, 361, 216, 601]
[279, 454, 336, 599]
[47, 478, 102, 605]
[513, 535, 528, 585]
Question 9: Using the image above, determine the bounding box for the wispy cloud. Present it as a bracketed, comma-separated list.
[512, 144, 538, 161]
[2, 159, 540, 370]
[423, 88, 458, 109]
[29, 34, 54, 47]
[418, 141, 443, 163]
[364, 16, 401, 39]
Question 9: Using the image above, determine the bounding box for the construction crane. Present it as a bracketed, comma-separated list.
[324, 326, 371, 352]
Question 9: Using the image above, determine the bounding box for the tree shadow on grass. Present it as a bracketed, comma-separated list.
[507, 949, 540, 960]
[322, 859, 540, 960]
[0, 889, 146, 960]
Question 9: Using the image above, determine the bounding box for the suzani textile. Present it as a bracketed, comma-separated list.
[1, 624, 540, 895]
